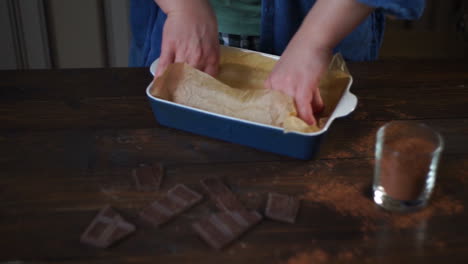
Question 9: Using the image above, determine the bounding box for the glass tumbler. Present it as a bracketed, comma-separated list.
[373, 121, 444, 212]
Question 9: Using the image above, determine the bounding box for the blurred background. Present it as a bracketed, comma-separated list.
[1, 0, 467, 70]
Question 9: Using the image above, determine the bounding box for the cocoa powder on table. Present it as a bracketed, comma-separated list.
[286, 248, 360, 264]
[286, 249, 330, 264]
[302, 178, 463, 231]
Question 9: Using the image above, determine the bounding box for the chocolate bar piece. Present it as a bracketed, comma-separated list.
[132, 163, 164, 191]
[140, 184, 202, 227]
[193, 210, 263, 250]
[200, 177, 244, 212]
[265, 193, 300, 224]
[80, 206, 135, 248]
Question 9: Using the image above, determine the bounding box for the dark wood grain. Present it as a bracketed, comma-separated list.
[0, 68, 152, 99]
[1, 61, 468, 264]
[1, 156, 467, 263]
[1, 62, 467, 130]
[0, 119, 465, 169]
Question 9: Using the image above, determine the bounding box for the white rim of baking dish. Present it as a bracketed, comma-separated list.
[146, 47, 357, 136]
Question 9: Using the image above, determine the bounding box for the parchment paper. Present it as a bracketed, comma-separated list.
[150, 46, 351, 133]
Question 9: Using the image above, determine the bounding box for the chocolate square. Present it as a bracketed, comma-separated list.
[193, 210, 263, 250]
[265, 193, 300, 224]
[80, 206, 135, 248]
[132, 163, 164, 191]
[200, 177, 244, 212]
[140, 184, 202, 227]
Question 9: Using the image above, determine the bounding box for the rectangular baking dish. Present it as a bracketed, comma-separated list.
[146, 48, 357, 159]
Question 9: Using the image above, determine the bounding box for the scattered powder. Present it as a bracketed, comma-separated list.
[302, 180, 464, 231]
[321, 160, 335, 171]
[286, 249, 329, 264]
[286, 248, 361, 264]
[337, 250, 355, 261]
[434, 240, 446, 249]
[353, 110, 369, 120]
[327, 129, 376, 159]
[392, 196, 464, 229]
[349, 131, 376, 156]
[303, 181, 377, 219]
[455, 161, 468, 184]
[302, 180, 381, 231]
[384, 108, 415, 119]
[329, 150, 354, 159]
[458, 174, 468, 184]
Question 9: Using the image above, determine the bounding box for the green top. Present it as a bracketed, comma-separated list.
[209, 0, 262, 36]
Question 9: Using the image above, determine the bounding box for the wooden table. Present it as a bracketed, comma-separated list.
[1, 60, 467, 263]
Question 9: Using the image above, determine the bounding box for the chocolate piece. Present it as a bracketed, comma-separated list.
[265, 193, 300, 224]
[132, 163, 164, 191]
[200, 177, 244, 212]
[140, 184, 202, 227]
[80, 206, 135, 248]
[193, 210, 262, 250]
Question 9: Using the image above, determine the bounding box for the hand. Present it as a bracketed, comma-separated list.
[155, 0, 220, 77]
[265, 0, 373, 125]
[265, 39, 330, 125]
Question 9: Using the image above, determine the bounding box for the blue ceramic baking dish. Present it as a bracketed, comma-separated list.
[146, 49, 357, 159]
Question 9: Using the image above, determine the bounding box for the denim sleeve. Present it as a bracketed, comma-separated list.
[357, 0, 425, 19]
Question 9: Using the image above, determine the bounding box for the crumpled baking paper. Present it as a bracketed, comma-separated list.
[150, 46, 351, 133]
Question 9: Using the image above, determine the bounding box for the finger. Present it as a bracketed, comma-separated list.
[204, 63, 219, 77]
[202, 47, 220, 76]
[312, 88, 325, 114]
[265, 71, 297, 97]
[155, 49, 175, 78]
[296, 93, 316, 126]
[264, 76, 273, 90]
[187, 51, 204, 71]
[174, 49, 187, 64]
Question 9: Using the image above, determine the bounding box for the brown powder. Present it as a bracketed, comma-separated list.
[286, 248, 360, 264]
[458, 173, 468, 184]
[384, 108, 415, 119]
[350, 131, 376, 156]
[434, 240, 447, 249]
[337, 250, 355, 261]
[392, 195, 464, 229]
[302, 181, 382, 231]
[327, 130, 376, 159]
[302, 180, 464, 230]
[286, 249, 330, 264]
[353, 109, 369, 120]
[379, 137, 436, 201]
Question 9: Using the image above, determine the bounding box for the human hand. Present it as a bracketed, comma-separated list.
[264, 0, 373, 125]
[265, 39, 330, 125]
[155, 0, 220, 77]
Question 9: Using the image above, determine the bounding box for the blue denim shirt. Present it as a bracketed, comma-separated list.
[129, 0, 424, 67]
